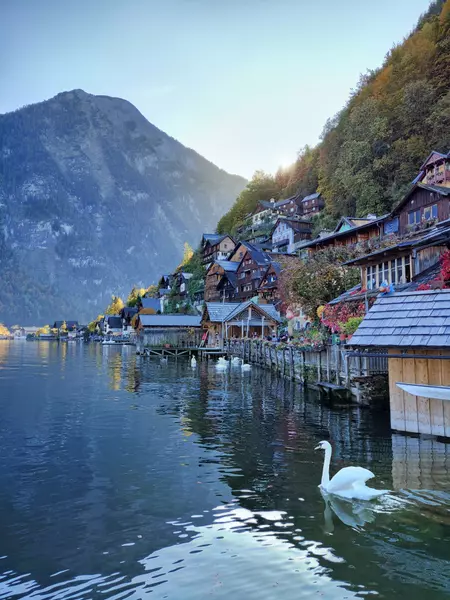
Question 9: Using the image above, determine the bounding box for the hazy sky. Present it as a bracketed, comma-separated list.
[1, 0, 429, 178]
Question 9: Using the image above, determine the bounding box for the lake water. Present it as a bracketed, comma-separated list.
[0, 341, 449, 600]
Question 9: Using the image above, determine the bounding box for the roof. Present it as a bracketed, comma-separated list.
[242, 242, 273, 266]
[204, 301, 281, 323]
[180, 272, 193, 280]
[120, 306, 138, 317]
[302, 192, 320, 203]
[53, 320, 79, 329]
[214, 260, 239, 272]
[158, 288, 171, 295]
[217, 271, 238, 288]
[202, 233, 223, 245]
[272, 217, 312, 235]
[419, 150, 449, 171]
[107, 316, 122, 329]
[334, 216, 377, 233]
[140, 297, 161, 311]
[138, 314, 202, 327]
[350, 289, 450, 348]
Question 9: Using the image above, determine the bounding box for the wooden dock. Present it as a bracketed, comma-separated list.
[138, 346, 227, 359]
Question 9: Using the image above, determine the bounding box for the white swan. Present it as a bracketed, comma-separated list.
[231, 356, 241, 365]
[215, 362, 228, 371]
[191, 356, 197, 367]
[241, 363, 251, 371]
[315, 441, 388, 500]
[218, 356, 228, 364]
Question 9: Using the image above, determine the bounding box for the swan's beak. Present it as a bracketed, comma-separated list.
[314, 445, 321, 451]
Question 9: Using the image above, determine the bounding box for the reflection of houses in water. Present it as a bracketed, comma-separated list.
[108, 352, 122, 391]
[392, 434, 450, 490]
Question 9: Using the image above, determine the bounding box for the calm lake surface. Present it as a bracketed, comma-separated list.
[0, 341, 449, 600]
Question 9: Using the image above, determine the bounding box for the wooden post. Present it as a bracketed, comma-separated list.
[326, 346, 331, 382]
[317, 351, 321, 382]
[415, 351, 432, 435]
[388, 349, 405, 432]
[300, 351, 304, 384]
[290, 347, 294, 381]
[427, 349, 445, 437]
[441, 355, 450, 437]
[335, 346, 341, 385]
[402, 349, 419, 434]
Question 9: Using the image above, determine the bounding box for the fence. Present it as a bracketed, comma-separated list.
[225, 339, 388, 405]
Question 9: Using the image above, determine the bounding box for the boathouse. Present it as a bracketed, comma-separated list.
[135, 314, 203, 348]
[350, 289, 450, 437]
[202, 300, 281, 346]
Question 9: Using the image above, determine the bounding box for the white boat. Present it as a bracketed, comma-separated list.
[396, 382, 450, 401]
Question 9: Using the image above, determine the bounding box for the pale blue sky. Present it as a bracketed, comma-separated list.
[1, 0, 429, 178]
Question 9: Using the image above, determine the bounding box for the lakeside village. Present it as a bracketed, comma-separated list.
[3, 149, 450, 438]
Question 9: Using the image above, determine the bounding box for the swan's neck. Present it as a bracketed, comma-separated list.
[321, 446, 332, 488]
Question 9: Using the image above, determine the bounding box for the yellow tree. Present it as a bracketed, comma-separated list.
[177, 242, 194, 270]
[145, 284, 158, 298]
[36, 325, 50, 336]
[106, 295, 124, 315]
[0, 323, 10, 337]
[61, 321, 67, 332]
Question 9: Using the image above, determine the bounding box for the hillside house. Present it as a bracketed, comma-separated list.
[135, 314, 203, 348]
[251, 199, 279, 226]
[202, 300, 281, 346]
[301, 192, 325, 216]
[299, 215, 385, 255]
[271, 217, 312, 253]
[53, 320, 79, 332]
[158, 275, 172, 291]
[137, 297, 161, 313]
[418, 150, 450, 188]
[257, 262, 282, 308]
[235, 245, 272, 302]
[384, 183, 450, 237]
[119, 306, 138, 334]
[101, 316, 123, 336]
[204, 260, 239, 302]
[276, 193, 304, 218]
[201, 234, 235, 265]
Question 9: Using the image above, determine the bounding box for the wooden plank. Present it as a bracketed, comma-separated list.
[427, 350, 446, 437]
[388, 349, 405, 432]
[441, 357, 450, 438]
[415, 352, 432, 435]
[402, 350, 419, 434]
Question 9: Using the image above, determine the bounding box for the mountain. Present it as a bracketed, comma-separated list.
[218, 0, 450, 235]
[0, 90, 246, 325]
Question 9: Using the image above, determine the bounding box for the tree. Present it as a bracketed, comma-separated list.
[106, 295, 124, 315]
[36, 325, 50, 336]
[88, 314, 104, 333]
[177, 242, 194, 270]
[126, 286, 146, 307]
[145, 284, 158, 298]
[0, 323, 10, 337]
[61, 321, 67, 332]
[279, 249, 360, 319]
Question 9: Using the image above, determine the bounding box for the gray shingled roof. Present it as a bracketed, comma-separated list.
[141, 298, 161, 311]
[350, 290, 450, 348]
[215, 260, 239, 272]
[138, 315, 202, 327]
[204, 301, 281, 323]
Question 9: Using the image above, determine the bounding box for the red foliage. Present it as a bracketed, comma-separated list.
[321, 299, 373, 334]
[440, 250, 450, 282]
[417, 283, 432, 291]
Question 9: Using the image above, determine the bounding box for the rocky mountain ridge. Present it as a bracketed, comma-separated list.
[0, 90, 246, 324]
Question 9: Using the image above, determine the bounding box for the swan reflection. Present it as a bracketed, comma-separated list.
[321, 489, 376, 532]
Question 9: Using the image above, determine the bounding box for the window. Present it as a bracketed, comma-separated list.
[423, 204, 438, 221]
[408, 209, 420, 225]
[366, 256, 412, 289]
[239, 272, 245, 279]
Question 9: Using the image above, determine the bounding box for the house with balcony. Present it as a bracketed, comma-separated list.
[271, 217, 312, 253]
[301, 192, 325, 216]
[201, 234, 235, 265]
[417, 150, 450, 188]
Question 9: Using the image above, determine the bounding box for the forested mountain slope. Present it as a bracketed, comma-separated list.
[217, 0, 450, 235]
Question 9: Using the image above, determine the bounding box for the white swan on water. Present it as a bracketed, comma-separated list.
[231, 356, 241, 366]
[191, 356, 197, 367]
[315, 441, 388, 501]
[241, 363, 251, 371]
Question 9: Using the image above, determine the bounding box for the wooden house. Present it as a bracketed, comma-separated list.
[250, 199, 279, 226]
[257, 262, 282, 308]
[301, 192, 325, 216]
[271, 217, 312, 253]
[385, 182, 450, 237]
[201, 234, 235, 265]
[300, 215, 384, 254]
[101, 316, 123, 336]
[345, 218, 450, 293]
[235, 244, 272, 302]
[350, 290, 450, 437]
[53, 320, 79, 332]
[201, 300, 281, 346]
[204, 260, 239, 302]
[418, 150, 450, 189]
[275, 193, 304, 218]
[158, 275, 172, 291]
